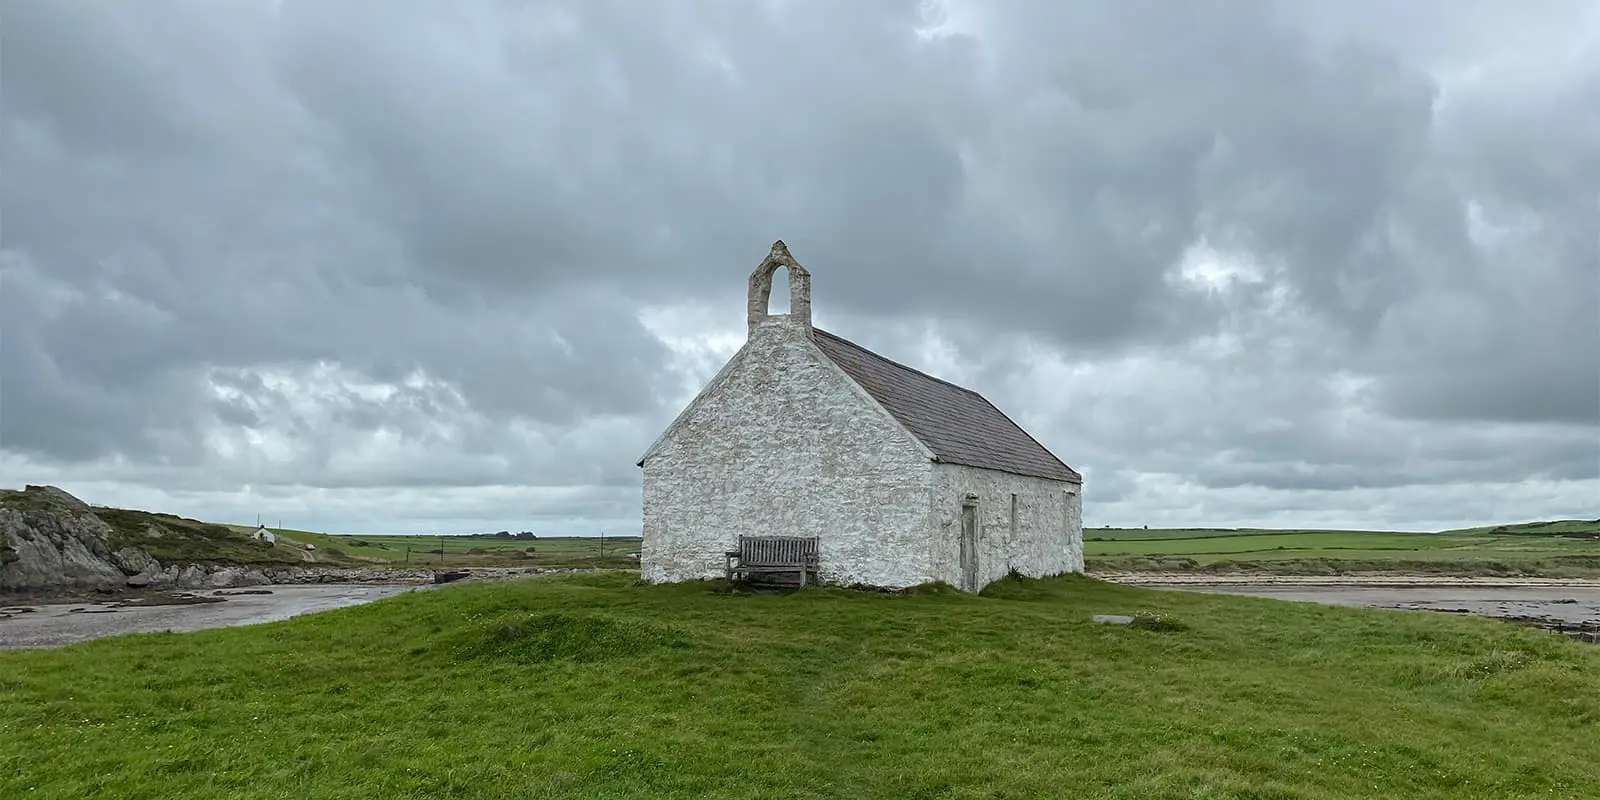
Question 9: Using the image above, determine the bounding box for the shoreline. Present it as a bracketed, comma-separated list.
[0, 565, 620, 606]
[1095, 573, 1600, 589]
[0, 583, 429, 650]
[1110, 574, 1600, 645]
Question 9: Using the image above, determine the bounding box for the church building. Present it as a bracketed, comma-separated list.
[637, 241, 1083, 592]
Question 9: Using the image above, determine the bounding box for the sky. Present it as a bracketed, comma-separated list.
[2, 0, 1597, 536]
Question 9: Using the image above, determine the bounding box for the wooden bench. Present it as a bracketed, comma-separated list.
[725, 535, 820, 587]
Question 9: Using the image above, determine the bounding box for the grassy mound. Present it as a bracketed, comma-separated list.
[2, 573, 1597, 799]
[451, 611, 688, 664]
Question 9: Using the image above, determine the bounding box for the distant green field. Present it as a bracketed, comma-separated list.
[1444, 519, 1600, 536]
[1085, 520, 1600, 577]
[226, 526, 641, 569]
[231, 519, 1600, 577]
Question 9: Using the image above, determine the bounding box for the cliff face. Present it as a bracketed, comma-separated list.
[0, 485, 302, 597]
[0, 486, 133, 593]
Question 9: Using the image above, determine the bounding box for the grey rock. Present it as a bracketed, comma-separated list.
[206, 567, 247, 588]
[1, 488, 127, 593]
[22, 485, 90, 512]
[204, 567, 273, 589]
[1092, 614, 1135, 625]
[124, 566, 157, 588]
[112, 547, 156, 575]
[175, 565, 210, 589]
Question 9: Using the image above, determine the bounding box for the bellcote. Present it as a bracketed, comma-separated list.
[747, 239, 812, 336]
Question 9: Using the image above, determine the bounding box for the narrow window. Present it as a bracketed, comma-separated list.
[1009, 493, 1019, 539]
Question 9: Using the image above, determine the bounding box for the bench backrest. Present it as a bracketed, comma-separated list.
[737, 535, 819, 565]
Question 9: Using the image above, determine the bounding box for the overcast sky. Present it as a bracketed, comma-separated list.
[3, 0, 1597, 535]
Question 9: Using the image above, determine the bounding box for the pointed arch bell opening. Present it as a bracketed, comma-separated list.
[747, 239, 812, 335]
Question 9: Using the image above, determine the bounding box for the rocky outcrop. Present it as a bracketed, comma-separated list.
[0, 486, 435, 598]
[0, 486, 129, 594]
[1, 486, 609, 599]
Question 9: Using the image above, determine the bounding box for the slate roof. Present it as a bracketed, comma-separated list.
[812, 328, 1082, 484]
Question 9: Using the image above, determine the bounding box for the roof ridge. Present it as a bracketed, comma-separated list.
[812, 327, 984, 398]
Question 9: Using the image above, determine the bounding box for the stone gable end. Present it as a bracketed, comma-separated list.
[641, 321, 936, 586]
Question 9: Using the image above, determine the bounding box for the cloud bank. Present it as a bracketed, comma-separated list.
[3, 0, 1596, 533]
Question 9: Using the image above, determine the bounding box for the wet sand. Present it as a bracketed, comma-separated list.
[0, 584, 427, 649]
[1125, 577, 1600, 637]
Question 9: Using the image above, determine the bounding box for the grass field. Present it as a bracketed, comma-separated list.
[1085, 520, 1600, 577]
[224, 526, 642, 570]
[2, 572, 1597, 799]
[232, 519, 1600, 577]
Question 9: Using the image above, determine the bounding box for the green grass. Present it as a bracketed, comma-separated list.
[1085, 522, 1600, 577]
[223, 529, 643, 569]
[2, 573, 1597, 799]
[93, 509, 313, 567]
[1446, 520, 1600, 537]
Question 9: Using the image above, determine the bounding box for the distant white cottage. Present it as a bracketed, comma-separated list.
[637, 241, 1084, 592]
[252, 525, 277, 544]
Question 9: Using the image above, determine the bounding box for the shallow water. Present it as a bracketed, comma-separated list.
[0, 584, 426, 649]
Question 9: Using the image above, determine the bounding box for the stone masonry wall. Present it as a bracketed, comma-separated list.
[927, 463, 1083, 591]
[640, 319, 936, 588]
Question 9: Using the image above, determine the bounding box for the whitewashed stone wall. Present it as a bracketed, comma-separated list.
[640, 319, 937, 588]
[927, 463, 1083, 590]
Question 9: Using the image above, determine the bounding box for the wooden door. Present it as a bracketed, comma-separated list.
[960, 501, 978, 592]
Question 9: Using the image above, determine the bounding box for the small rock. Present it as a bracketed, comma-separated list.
[1093, 614, 1134, 625]
[112, 547, 157, 576]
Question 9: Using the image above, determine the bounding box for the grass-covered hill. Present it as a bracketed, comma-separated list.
[2, 573, 1596, 799]
[92, 508, 315, 567]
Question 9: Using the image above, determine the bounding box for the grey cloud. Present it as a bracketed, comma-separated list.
[2, 0, 1596, 532]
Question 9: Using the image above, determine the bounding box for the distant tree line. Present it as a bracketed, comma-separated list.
[461, 530, 538, 540]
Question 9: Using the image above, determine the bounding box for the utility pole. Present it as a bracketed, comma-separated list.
[599, 529, 605, 557]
